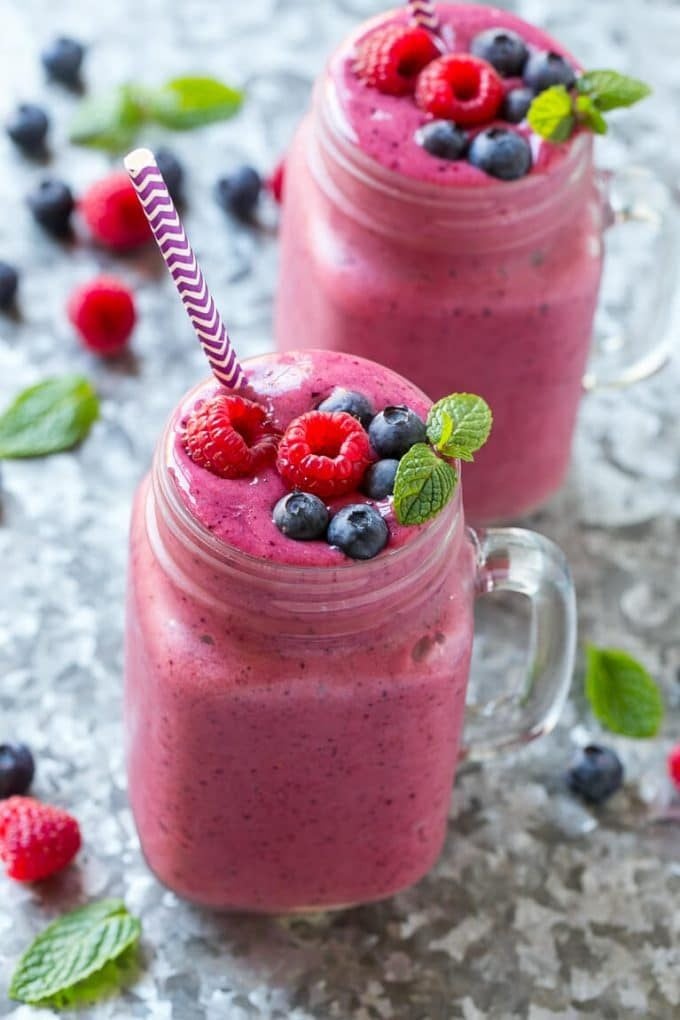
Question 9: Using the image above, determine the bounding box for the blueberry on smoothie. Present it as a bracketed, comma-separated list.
[327, 504, 389, 560]
[418, 121, 468, 161]
[368, 406, 427, 458]
[317, 388, 374, 428]
[470, 28, 529, 78]
[41, 37, 85, 86]
[6, 104, 49, 154]
[273, 492, 329, 541]
[566, 744, 623, 804]
[468, 128, 532, 181]
[501, 87, 534, 124]
[523, 50, 576, 94]
[361, 459, 399, 500]
[0, 743, 35, 798]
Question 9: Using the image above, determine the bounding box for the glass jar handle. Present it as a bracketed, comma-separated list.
[584, 165, 680, 391]
[461, 527, 577, 761]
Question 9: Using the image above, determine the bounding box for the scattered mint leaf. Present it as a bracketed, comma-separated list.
[575, 95, 608, 135]
[0, 376, 99, 459]
[584, 645, 664, 738]
[577, 70, 651, 112]
[147, 76, 244, 129]
[393, 443, 457, 526]
[69, 85, 145, 151]
[9, 899, 142, 1006]
[527, 85, 575, 142]
[426, 393, 493, 462]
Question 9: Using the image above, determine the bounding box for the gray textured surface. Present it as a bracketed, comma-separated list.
[1, 1, 679, 1018]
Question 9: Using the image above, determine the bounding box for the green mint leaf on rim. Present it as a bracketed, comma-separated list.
[527, 85, 576, 142]
[575, 95, 608, 135]
[9, 899, 141, 1006]
[393, 444, 457, 526]
[147, 76, 244, 129]
[0, 376, 99, 459]
[426, 393, 493, 462]
[577, 70, 651, 112]
[70, 85, 146, 151]
[584, 645, 664, 738]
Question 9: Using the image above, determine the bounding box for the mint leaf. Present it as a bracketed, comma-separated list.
[148, 76, 244, 129]
[577, 70, 651, 112]
[9, 899, 142, 1006]
[426, 393, 493, 462]
[575, 94, 608, 134]
[527, 85, 576, 142]
[393, 444, 457, 526]
[584, 645, 664, 738]
[0, 376, 99, 459]
[70, 85, 145, 151]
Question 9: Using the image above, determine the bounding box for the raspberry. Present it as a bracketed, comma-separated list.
[415, 54, 504, 125]
[80, 172, 151, 251]
[0, 797, 81, 882]
[184, 394, 280, 479]
[267, 158, 285, 205]
[67, 275, 136, 357]
[277, 411, 373, 499]
[668, 745, 680, 791]
[354, 24, 441, 96]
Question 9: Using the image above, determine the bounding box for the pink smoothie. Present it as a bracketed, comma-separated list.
[275, 3, 604, 522]
[125, 350, 476, 911]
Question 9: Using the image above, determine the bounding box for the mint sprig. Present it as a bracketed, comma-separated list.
[426, 393, 493, 462]
[584, 644, 664, 738]
[393, 444, 457, 526]
[0, 376, 99, 459]
[528, 69, 651, 142]
[9, 899, 141, 1007]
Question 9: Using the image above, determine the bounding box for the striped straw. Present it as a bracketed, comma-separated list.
[408, 0, 441, 35]
[124, 147, 247, 392]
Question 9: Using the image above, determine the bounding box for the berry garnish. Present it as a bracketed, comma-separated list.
[67, 276, 136, 357]
[184, 394, 280, 480]
[216, 166, 262, 222]
[0, 744, 35, 799]
[317, 388, 374, 429]
[417, 120, 468, 161]
[523, 50, 576, 94]
[368, 405, 426, 459]
[470, 28, 528, 78]
[267, 158, 285, 204]
[354, 24, 441, 97]
[668, 746, 680, 791]
[155, 147, 184, 204]
[566, 745, 623, 804]
[41, 37, 85, 86]
[276, 411, 373, 500]
[0, 796, 81, 881]
[327, 504, 389, 560]
[6, 104, 49, 154]
[0, 262, 19, 311]
[273, 492, 329, 541]
[80, 172, 151, 251]
[502, 87, 534, 124]
[468, 127, 532, 181]
[415, 54, 504, 126]
[26, 178, 75, 237]
[361, 459, 399, 500]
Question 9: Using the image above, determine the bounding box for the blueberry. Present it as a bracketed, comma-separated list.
[41, 36, 85, 86]
[327, 504, 389, 560]
[273, 491, 329, 541]
[418, 121, 468, 161]
[0, 262, 19, 310]
[216, 166, 262, 221]
[470, 28, 529, 77]
[317, 388, 374, 428]
[0, 743, 35, 799]
[6, 104, 49, 154]
[361, 459, 399, 500]
[566, 744, 623, 804]
[155, 147, 184, 204]
[368, 406, 427, 458]
[468, 128, 532, 181]
[523, 50, 576, 94]
[26, 178, 75, 236]
[502, 87, 534, 124]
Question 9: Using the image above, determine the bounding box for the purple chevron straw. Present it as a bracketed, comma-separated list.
[124, 148, 247, 391]
[407, 0, 441, 34]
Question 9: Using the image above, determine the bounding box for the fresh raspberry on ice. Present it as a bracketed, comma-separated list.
[668, 745, 680, 791]
[0, 797, 81, 882]
[276, 410, 373, 499]
[354, 24, 441, 96]
[67, 275, 136, 356]
[415, 53, 504, 125]
[184, 394, 281, 479]
[80, 171, 151, 251]
[267, 158, 285, 204]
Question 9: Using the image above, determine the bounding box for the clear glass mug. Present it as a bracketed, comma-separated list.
[274, 16, 679, 524]
[124, 351, 577, 913]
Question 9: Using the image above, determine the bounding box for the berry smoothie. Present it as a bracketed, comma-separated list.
[125, 350, 476, 911]
[275, 3, 604, 522]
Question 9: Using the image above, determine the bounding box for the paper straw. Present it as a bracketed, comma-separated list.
[408, 0, 441, 35]
[124, 147, 247, 392]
